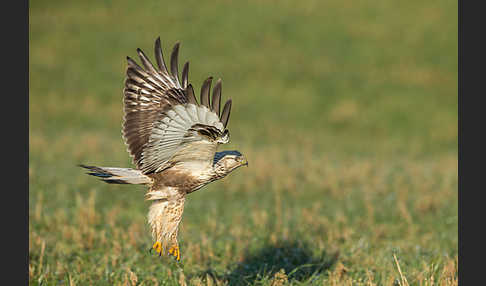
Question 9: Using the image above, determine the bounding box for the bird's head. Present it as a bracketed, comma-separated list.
[213, 150, 248, 177]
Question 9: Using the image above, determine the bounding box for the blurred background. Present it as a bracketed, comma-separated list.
[29, 0, 457, 285]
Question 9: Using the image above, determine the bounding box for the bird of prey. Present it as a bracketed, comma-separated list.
[80, 37, 248, 261]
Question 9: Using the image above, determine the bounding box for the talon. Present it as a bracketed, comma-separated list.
[168, 244, 180, 261]
[152, 241, 162, 256]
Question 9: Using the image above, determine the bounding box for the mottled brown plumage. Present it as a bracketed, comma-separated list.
[80, 37, 247, 261]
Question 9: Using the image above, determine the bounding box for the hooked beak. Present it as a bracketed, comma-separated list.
[238, 155, 249, 167]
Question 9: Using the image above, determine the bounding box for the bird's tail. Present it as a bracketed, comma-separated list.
[79, 164, 152, 185]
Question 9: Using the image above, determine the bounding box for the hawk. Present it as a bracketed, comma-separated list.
[80, 37, 248, 261]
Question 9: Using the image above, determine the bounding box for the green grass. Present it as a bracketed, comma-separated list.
[30, 0, 457, 285]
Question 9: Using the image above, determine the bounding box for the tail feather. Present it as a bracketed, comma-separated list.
[79, 164, 152, 185]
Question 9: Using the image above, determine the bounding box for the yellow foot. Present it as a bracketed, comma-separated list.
[152, 241, 163, 256]
[168, 244, 181, 261]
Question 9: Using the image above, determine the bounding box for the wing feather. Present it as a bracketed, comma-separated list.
[221, 99, 232, 128]
[170, 42, 181, 83]
[185, 102, 199, 122]
[211, 79, 222, 116]
[200, 77, 212, 108]
[186, 84, 198, 105]
[182, 62, 189, 89]
[137, 48, 163, 80]
[154, 37, 169, 74]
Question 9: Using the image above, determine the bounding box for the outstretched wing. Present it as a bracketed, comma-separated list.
[122, 37, 232, 174]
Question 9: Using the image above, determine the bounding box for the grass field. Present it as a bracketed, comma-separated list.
[29, 0, 457, 285]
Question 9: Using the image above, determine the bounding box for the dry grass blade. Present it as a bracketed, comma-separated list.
[366, 269, 375, 286]
[393, 254, 409, 286]
[37, 240, 46, 276]
[178, 270, 187, 286]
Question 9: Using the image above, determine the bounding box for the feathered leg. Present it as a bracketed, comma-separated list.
[147, 195, 185, 261]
